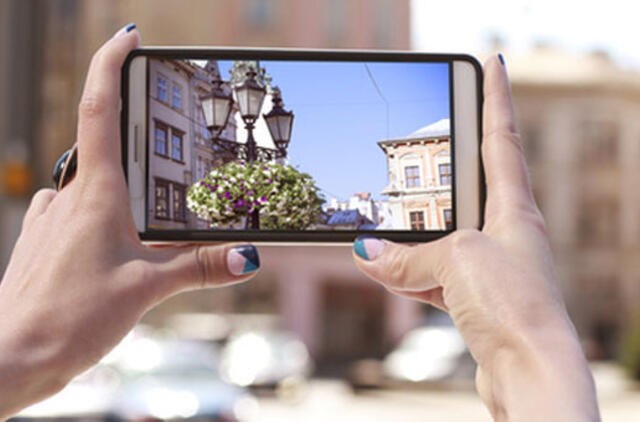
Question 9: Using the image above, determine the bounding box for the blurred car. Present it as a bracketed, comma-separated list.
[110, 338, 258, 421]
[349, 312, 475, 389]
[14, 335, 258, 422]
[13, 364, 121, 421]
[219, 330, 313, 391]
[383, 324, 474, 384]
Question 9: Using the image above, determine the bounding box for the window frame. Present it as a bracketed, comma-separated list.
[172, 183, 187, 222]
[154, 120, 169, 158]
[409, 211, 425, 231]
[172, 82, 184, 111]
[170, 128, 185, 163]
[404, 165, 421, 188]
[443, 208, 453, 230]
[439, 162, 452, 186]
[154, 178, 170, 220]
[156, 73, 169, 103]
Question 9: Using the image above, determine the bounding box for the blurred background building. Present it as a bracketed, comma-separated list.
[2, 0, 640, 420]
[509, 46, 640, 359]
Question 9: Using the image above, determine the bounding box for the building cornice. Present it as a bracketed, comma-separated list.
[377, 135, 450, 152]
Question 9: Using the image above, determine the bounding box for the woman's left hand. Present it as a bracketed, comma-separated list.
[0, 25, 261, 420]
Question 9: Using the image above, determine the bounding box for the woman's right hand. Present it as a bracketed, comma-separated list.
[352, 55, 600, 421]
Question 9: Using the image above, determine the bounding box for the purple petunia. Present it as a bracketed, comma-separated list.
[260, 196, 267, 203]
[236, 199, 246, 207]
[267, 179, 273, 184]
[224, 192, 232, 199]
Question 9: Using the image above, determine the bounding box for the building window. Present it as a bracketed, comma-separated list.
[172, 84, 183, 110]
[405, 166, 420, 188]
[198, 106, 210, 140]
[409, 211, 425, 231]
[157, 75, 168, 102]
[579, 120, 618, 166]
[155, 179, 169, 219]
[443, 209, 453, 230]
[197, 157, 204, 179]
[173, 184, 186, 222]
[155, 121, 168, 156]
[577, 197, 619, 246]
[171, 130, 183, 162]
[439, 163, 452, 186]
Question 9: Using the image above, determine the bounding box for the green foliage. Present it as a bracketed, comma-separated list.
[620, 312, 640, 381]
[187, 161, 324, 230]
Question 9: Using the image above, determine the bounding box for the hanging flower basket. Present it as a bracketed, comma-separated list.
[187, 161, 324, 230]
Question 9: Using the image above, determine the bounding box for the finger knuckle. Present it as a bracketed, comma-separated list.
[31, 188, 55, 205]
[448, 229, 483, 258]
[383, 247, 410, 288]
[195, 246, 214, 288]
[482, 129, 524, 157]
[78, 94, 108, 119]
[493, 203, 548, 237]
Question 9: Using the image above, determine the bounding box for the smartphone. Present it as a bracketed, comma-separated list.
[121, 48, 483, 244]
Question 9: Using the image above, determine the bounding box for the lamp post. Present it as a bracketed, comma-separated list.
[233, 70, 267, 166]
[263, 89, 294, 156]
[201, 65, 294, 230]
[200, 75, 233, 139]
[233, 70, 267, 229]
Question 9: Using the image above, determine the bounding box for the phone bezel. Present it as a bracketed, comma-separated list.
[121, 47, 484, 243]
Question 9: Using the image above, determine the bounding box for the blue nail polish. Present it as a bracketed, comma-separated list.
[498, 53, 505, 66]
[125, 23, 136, 33]
[227, 244, 260, 275]
[354, 235, 385, 261]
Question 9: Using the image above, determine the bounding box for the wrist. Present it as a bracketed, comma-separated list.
[0, 326, 67, 420]
[477, 316, 600, 421]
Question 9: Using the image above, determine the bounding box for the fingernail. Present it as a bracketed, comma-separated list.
[498, 53, 506, 66]
[227, 245, 260, 276]
[354, 235, 385, 261]
[113, 23, 136, 38]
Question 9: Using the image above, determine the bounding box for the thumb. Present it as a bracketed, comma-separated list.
[352, 235, 452, 292]
[143, 243, 260, 303]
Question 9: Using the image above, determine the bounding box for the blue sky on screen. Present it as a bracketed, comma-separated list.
[218, 60, 450, 201]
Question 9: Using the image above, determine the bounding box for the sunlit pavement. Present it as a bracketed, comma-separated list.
[255, 363, 640, 421]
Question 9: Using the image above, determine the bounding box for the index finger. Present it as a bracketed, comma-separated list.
[76, 24, 140, 179]
[482, 54, 536, 219]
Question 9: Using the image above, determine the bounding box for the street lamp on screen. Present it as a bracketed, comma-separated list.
[263, 89, 294, 155]
[233, 70, 267, 167]
[199, 63, 295, 230]
[200, 75, 233, 139]
[234, 70, 267, 124]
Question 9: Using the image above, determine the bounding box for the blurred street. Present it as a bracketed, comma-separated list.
[255, 363, 640, 422]
[256, 364, 640, 422]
